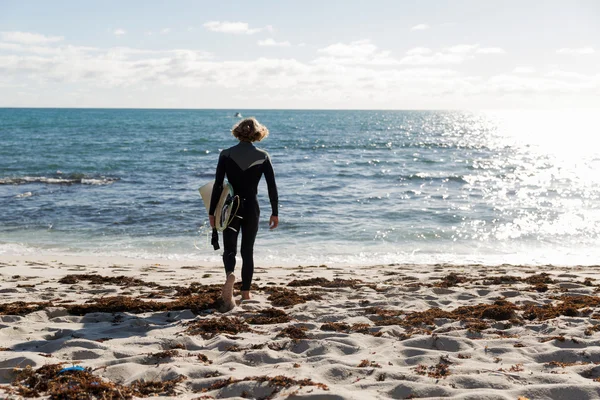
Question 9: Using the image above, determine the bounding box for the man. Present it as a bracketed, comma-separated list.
[209, 117, 279, 311]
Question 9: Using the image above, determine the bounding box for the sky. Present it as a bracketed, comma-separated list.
[0, 0, 598, 109]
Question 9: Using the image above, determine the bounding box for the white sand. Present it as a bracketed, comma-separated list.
[1, 255, 600, 399]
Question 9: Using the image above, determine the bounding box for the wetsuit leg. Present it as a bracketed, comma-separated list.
[222, 215, 241, 275]
[240, 200, 259, 291]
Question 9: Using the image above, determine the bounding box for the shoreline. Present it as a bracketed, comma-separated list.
[1, 257, 600, 398]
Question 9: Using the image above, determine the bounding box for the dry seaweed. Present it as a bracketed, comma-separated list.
[435, 273, 469, 288]
[246, 308, 291, 324]
[522, 295, 600, 321]
[287, 277, 362, 288]
[58, 274, 160, 288]
[185, 316, 251, 338]
[276, 326, 309, 341]
[0, 301, 51, 316]
[197, 353, 213, 364]
[369, 299, 518, 328]
[524, 273, 554, 285]
[414, 362, 450, 378]
[320, 322, 378, 336]
[482, 275, 521, 285]
[148, 349, 179, 360]
[320, 322, 351, 332]
[266, 287, 323, 307]
[130, 375, 186, 396]
[530, 283, 549, 292]
[287, 277, 330, 287]
[357, 360, 381, 368]
[8, 363, 137, 398]
[199, 375, 328, 398]
[7, 363, 188, 398]
[65, 293, 219, 315]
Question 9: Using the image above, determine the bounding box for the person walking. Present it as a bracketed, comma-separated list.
[209, 117, 279, 311]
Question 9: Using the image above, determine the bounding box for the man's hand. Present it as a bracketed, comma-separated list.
[269, 215, 279, 230]
[209, 215, 215, 228]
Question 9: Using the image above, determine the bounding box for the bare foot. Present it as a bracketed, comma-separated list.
[221, 274, 236, 311]
[241, 290, 251, 301]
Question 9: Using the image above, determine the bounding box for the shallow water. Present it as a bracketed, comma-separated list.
[1, 108, 599, 266]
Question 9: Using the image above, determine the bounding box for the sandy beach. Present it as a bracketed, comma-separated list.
[1, 255, 600, 399]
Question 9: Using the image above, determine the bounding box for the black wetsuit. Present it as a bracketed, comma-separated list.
[209, 141, 278, 290]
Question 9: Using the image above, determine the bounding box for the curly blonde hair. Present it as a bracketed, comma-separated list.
[231, 117, 269, 142]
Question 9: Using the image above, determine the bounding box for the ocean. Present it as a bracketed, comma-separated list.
[1, 108, 599, 266]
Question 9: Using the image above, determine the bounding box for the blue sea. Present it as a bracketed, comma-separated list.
[1, 108, 599, 266]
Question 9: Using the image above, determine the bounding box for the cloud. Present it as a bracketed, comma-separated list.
[113, 29, 127, 36]
[406, 47, 432, 56]
[545, 70, 588, 80]
[2, 36, 598, 109]
[447, 44, 479, 54]
[203, 21, 270, 35]
[258, 38, 291, 47]
[410, 24, 430, 31]
[513, 66, 535, 74]
[0, 31, 64, 45]
[315, 40, 398, 65]
[160, 28, 171, 35]
[399, 44, 504, 64]
[399, 52, 465, 66]
[556, 47, 595, 55]
[476, 47, 506, 54]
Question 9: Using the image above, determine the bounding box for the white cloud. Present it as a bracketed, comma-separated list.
[410, 24, 430, 31]
[399, 52, 465, 66]
[2, 36, 598, 109]
[476, 47, 506, 54]
[545, 70, 588, 80]
[113, 29, 127, 36]
[447, 44, 479, 54]
[406, 47, 432, 56]
[0, 31, 64, 44]
[556, 47, 595, 55]
[315, 40, 398, 65]
[258, 38, 291, 47]
[513, 66, 535, 74]
[318, 39, 377, 58]
[203, 21, 266, 35]
[160, 28, 171, 35]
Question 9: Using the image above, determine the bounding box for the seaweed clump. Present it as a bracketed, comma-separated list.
[200, 375, 328, 398]
[7, 363, 188, 398]
[266, 287, 323, 307]
[65, 293, 220, 315]
[320, 322, 380, 336]
[276, 325, 309, 341]
[185, 316, 251, 338]
[58, 274, 160, 288]
[367, 299, 518, 328]
[0, 301, 51, 316]
[287, 277, 363, 289]
[435, 273, 469, 288]
[522, 295, 600, 321]
[130, 375, 186, 396]
[246, 308, 291, 325]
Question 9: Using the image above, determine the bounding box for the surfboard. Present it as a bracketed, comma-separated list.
[199, 181, 234, 231]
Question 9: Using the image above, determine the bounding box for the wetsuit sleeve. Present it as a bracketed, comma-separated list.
[263, 156, 279, 216]
[209, 152, 226, 216]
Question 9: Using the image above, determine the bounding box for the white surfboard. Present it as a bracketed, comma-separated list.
[199, 181, 234, 231]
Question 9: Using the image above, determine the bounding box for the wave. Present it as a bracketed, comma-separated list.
[0, 174, 119, 186]
[398, 173, 469, 184]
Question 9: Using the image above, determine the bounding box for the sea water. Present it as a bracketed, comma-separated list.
[1, 108, 599, 266]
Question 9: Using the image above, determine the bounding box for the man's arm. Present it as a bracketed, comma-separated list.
[263, 155, 279, 229]
[208, 152, 226, 223]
